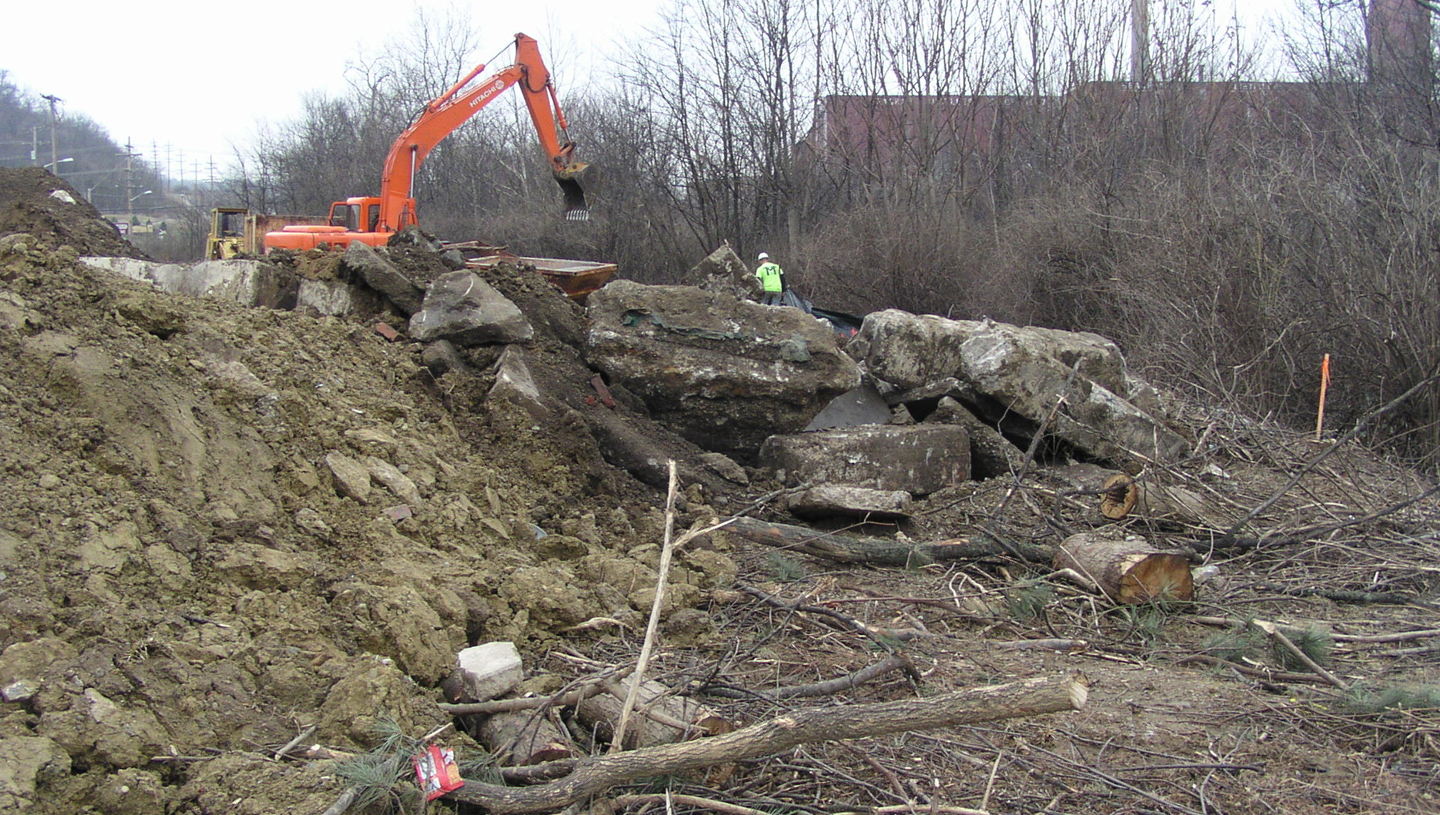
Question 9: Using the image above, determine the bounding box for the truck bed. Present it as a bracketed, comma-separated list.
[454, 247, 618, 300]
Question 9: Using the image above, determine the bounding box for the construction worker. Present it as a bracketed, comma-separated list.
[755, 252, 786, 305]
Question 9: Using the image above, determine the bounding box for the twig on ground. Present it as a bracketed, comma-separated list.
[1173, 654, 1339, 685]
[1256, 621, 1349, 690]
[981, 364, 1081, 559]
[318, 788, 358, 815]
[701, 653, 915, 701]
[611, 460, 681, 754]
[272, 724, 317, 761]
[741, 584, 907, 653]
[615, 792, 771, 815]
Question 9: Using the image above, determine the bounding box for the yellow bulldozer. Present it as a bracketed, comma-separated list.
[205, 207, 328, 259]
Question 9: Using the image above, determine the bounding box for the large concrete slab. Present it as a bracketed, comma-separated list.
[759, 424, 970, 496]
[585, 280, 861, 459]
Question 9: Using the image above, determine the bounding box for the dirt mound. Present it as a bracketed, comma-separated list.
[0, 168, 738, 812]
[0, 168, 146, 259]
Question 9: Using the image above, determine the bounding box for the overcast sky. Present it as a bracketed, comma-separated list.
[5, 0, 665, 176]
[6, 0, 1299, 178]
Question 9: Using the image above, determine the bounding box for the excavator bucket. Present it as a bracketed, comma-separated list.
[554, 163, 595, 221]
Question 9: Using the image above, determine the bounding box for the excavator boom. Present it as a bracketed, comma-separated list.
[379, 33, 591, 228]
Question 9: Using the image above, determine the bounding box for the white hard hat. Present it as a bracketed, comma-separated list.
[757, 252, 769, 260]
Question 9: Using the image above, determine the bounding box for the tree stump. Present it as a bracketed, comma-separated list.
[1054, 532, 1194, 603]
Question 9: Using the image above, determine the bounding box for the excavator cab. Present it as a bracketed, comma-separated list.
[327, 199, 384, 232]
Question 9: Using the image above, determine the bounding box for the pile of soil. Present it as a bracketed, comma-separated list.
[1, 168, 1437, 815]
[0, 168, 145, 260]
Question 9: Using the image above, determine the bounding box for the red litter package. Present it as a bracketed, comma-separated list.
[413, 744, 465, 800]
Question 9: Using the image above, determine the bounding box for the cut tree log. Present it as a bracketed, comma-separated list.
[575, 678, 723, 749]
[447, 671, 1089, 814]
[1054, 532, 1194, 604]
[1099, 474, 1226, 528]
[722, 516, 1051, 565]
[478, 709, 578, 765]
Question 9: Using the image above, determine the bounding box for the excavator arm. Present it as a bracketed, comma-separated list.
[378, 32, 591, 230]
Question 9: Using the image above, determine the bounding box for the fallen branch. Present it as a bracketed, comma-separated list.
[272, 724, 317, 762]
[1255, 621, 1349, 690]
[1193, 616, 1440, 645]
[701, 653, 915, 701]
[742, 585, 922, 653]
[1173, 654, 1336, 685]
[319, 788, 358, 815]
[446, 672, 1090, 813]
[1198, 481, 1440, 554]
[611, 460, 680, 753]
[438, 683, 610, 717]
[996, 639, 1089, 652]
[723, 516, 1051, 565]
[982, 367, 1079, 559]
[615, 793, 770, 815]
[1252, 583, 1427, 606]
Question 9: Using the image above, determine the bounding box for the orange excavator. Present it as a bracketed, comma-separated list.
[264, 33, 591, 252]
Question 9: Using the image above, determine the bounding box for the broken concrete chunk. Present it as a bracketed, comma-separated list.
[787, 485, 913, 520]
[852, 310, 982, 390]
[455, 642, 524, 702]
[927, 396, 1027, 479]
[81, 256, 300, 311]
[806, 380, 893, 431]
[488, 346, 549, 422]
[409, 271, 533, 346]
[1049, 379, 1190, 467]
[856, 310, 1186, 468]
[366, 456, 422, 505]
[759, 425, 970, 496]
[325, 451, 373, 504]
[1, 680, 36, 703]
[341, 241, 425, 315]
[699, 452, 749, 485]
[420, 339, 470, 377]
[689, 242, 759, 300]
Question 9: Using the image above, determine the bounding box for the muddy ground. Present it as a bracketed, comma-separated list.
[1, 166, 1437, 815]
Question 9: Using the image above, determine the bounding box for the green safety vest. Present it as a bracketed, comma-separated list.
[755, 262, 784, 293]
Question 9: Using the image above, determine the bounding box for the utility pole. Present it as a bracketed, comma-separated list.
[123, 139, 140, 217]
[39, 94, 61, 172]
[1131, 0, 1150, 85]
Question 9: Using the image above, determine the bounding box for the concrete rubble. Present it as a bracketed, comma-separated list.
[759, 425, 971, 496]
[584, 278, 861, 458]
[409, 271, 534, 346]
[80, 240, 1189, 504]
[454, 642, 524, 703]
